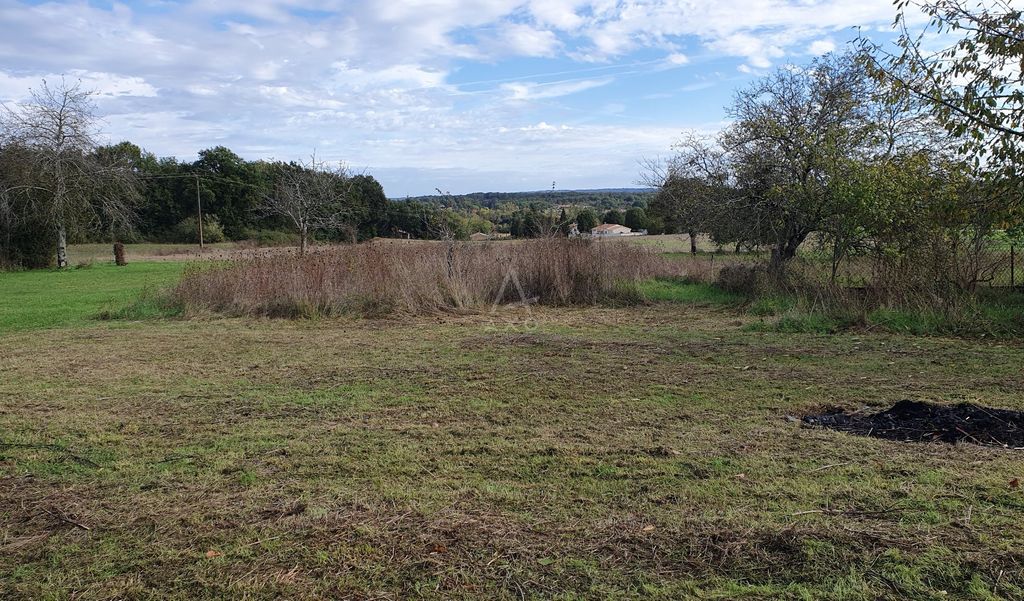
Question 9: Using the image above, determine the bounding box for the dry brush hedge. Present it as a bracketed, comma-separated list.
[171, 238, 678, 317]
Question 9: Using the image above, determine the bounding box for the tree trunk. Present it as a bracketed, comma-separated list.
[769, 231, 808, 280]
[299, 227, 307, 256]
[56, 224, 68, 268]
[55, 167, 69, 268]
[830, 243, 843, 286]
[769, 246, 784, 278]
[689, 230, 698, 255]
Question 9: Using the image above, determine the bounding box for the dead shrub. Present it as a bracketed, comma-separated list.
[171, 238, 678, 318]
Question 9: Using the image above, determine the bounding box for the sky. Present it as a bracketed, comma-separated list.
[0, 0, 916, 196]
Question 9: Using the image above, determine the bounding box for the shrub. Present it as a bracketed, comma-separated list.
[1, 214, 55, 269]
[239, 228, 300, 246]
[173, 215, 226, 244]
[171, 238, 679, 318]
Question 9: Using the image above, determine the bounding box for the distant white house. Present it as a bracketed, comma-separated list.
[591, 223, 645, 237]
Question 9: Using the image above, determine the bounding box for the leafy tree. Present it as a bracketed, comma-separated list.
[348, 174, 389, 240]
[385, 201, 433, 238]
[557, 207, 572, 236]
[666, 53, 899, 272]
[0, 144, 54, 267]
[624, 207, 648, 231]
[174, 214, 226, 244]
[131, 155, 195, 240]
[648, 174, 707, 254]
[602, 209, 623, 225]
[575, 208, 599, 233]
[644, 140, 736, 254]
[193, 146, 269, 239]
[645, 215, 666, 236]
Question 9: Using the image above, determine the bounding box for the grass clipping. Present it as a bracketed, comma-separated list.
[171, 238, 674, 318]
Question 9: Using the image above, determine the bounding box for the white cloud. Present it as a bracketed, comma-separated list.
[809, 39, 837, 54]
[495, 23, 561, 57]
[529, 0, 587, 29]
[0, 70, 156, 103]
[0, 0, 913, 194]
[501, 77, 613, 100]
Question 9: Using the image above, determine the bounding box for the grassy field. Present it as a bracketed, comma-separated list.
[0, 262, 185, 334]
[2, 264, 1024, 599]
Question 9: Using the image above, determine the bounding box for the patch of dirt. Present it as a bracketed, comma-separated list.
[803, 400, 1024, 448]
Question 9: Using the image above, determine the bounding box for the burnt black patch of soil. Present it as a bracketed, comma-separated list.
[803, 400, 1024, 448]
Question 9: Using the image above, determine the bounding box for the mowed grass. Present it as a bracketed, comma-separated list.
[0, 262, 185, 333]
[1, 267, 1024, 599]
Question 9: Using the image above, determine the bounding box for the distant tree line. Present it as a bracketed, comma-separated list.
[404, 189, 653, 211]
[402, 189, 658, 240]
[0, 81, 662, 269]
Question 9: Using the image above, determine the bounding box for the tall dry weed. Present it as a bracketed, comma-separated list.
[172, 238, 678, 317]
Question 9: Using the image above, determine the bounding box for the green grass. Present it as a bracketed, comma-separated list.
[638, 277, 743, 305]
[0, 262, 185, 334]
[748, 296, 796, 316]
[2, 268, 1024, 599]
[745, 289, 1024, 338]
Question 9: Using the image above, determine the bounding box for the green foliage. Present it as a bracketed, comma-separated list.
[173, 215, 226, 244]
[647, 174, 708, 238]
[624, 207, 648, 231]
[402, 188, 653, 212]
[602, 209, 623, 225]
[509, 205, 551, 238]
[192, 146, 268, 240]
[239, 228, 299, 246]
[719, 53, 886, 266]
[866, 1, 1024, 193]
[575, 208, 599, 233]
[1, 213, 55, 269]
[88, 145, 391, 245]
[557, 207, 571, 235]
[745, 289, 1024, 338]
[645, 215, 666, 235]
[96, 287, 183, 322]
[748, 295, 796, 316]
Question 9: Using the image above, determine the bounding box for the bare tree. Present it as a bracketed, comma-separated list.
[428, 189, 462, 279]
[0, 78, 139, 267]
[263, 155, 352, 255]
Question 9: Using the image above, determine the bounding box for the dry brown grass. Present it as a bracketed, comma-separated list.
[171, 238, 679, 317]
